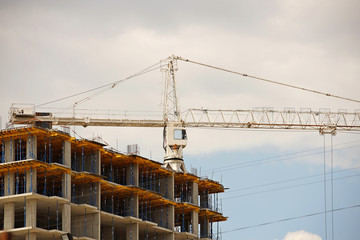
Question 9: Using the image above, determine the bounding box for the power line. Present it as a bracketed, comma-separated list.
[225, 166, 360, 194]
[221, 203, 360, 234]
[223, 173, 360, 200]
[323, 135, 328, 240]
[177, 56, 360, 104]
[331, 135, 335, 240]
[200, 142, 360, 174]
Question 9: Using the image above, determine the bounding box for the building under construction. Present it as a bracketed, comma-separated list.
[0, 126, 227, 240]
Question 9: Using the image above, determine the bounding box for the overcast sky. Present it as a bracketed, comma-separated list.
[1, 1, 360, 239]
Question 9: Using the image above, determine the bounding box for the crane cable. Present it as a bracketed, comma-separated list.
[41, 61, 166, 117]
[176, 56, 360, 104]
[36, 60, 164, 108]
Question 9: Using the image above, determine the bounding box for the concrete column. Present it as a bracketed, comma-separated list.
[4, 172, 15, 196]
[96, 182, 101, 209]
[62, 173, 71, 200]
[26, 168, 37, 193]
[25, 232, 36, 240]
[26, 135, 37, 160]
[191, 181, 198, 206]
[167, 205, 174, 230]
[4, 202, 15, 230]
[4, 141, 15, 197]
[191, 211, 198, 236]
[5, 139, 14, 162]
[95, 150, 101, 175]
[63, 141, 71, 167]
[126, 163, 139, 186]
[26, 199, 37, 228]
[168, 175, 174, 201]
[126, 223, 139, 240]
[93, 212, 101, 240]
[62, 203, 71, 233]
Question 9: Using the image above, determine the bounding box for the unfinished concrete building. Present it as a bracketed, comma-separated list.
[0, 126, 227, 240]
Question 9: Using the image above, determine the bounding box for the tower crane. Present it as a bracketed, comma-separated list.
[8, 55, 360, 173]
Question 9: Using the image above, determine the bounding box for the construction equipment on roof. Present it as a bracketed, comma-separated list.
[8, 56, 360, 173]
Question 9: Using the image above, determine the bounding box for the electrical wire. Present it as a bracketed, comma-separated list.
[221, 203, 360, 234]
[176, 56, 360, 104]
[225, 166, 360, 194]
[324, 135, 328, 240]
[331, 135, 335, 240]
[223, 172, 360, 200]
[200, 141, 360, 174]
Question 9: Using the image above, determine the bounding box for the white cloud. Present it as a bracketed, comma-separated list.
[282, 230, 322, 240]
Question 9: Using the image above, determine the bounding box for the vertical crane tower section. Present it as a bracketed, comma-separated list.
[162, 55, 188, 173]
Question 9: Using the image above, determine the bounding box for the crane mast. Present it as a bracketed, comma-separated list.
[162, 55, 188, 172]
[163, 55, 181, 123]
[7, 56, 360, 173]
